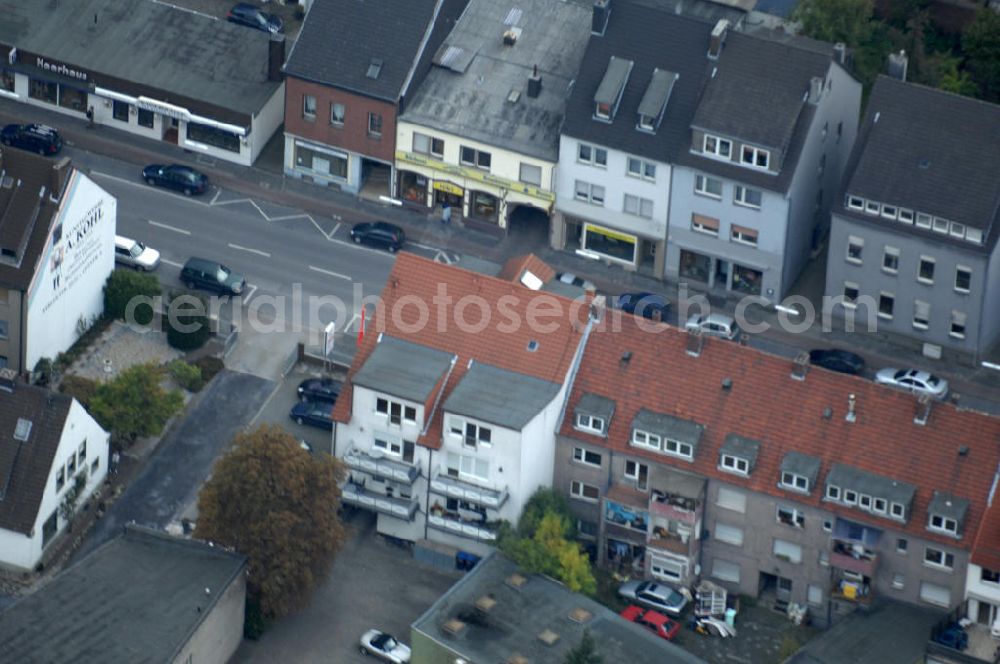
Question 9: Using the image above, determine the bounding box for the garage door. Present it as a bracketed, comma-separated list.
[919, 582, 951, 608]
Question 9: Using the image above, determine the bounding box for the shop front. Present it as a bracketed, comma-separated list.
[677, 248, 766, 297]
[293, 139, 350, 184]
[433, 180, 463, 210]
[398, 170, 430, 206]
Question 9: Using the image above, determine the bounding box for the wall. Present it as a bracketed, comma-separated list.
[555, 434, 607, 533]
[248, 82, 286, 164]
[171, 570, 247, 664]
[966, 563, 1000, 624]
[0, 290, 24, 372]
[24, 172, 115, 372]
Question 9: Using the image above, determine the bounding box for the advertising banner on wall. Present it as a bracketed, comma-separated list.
[25, 171, 115, 370]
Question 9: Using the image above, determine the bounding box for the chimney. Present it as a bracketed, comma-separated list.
[845, 394, 856, 422]
[708, 20, 729, 60]
[591, 0, 611, 36]
[527, 64, 542, 98]
[887, 50, 908, 81]
[268, 35, 286, 82]
[833, 42, 847, 65]
[503, 29, 518, 46]
[914, 393, 932, 426]
[807, 76, 824, 105]
[686, 326, 704, 357]
[49, 157, 71, 202]
[619, 350, 632, 369]
[791, 352, 809, 381]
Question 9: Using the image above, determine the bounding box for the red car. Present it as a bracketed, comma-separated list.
[619, 604, 681, 641]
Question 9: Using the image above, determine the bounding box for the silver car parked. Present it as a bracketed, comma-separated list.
[875, 367, 949, 400]
[618, 580, 688, 617]
[114, 235, 160, 271]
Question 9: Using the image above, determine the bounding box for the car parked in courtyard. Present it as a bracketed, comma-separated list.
[808, 348, 866, 375]
[226, 3, 283, 33]
[619, 605, 681, 641]
[359, 629, 411, 662]
[290, 399, 334, 430]
[142, 164, 209, 196]
[297, 378, 341, 403]
[618, 580, 688, 617]
[875, 367, 949, 399]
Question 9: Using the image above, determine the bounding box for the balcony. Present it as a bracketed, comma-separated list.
[830, 539, 879, 578]
[341, 482, 418, 521]
[427, 512, 498, 542]
[343, 447, 420, 485]
[430, 472, 508, 509]
[648, 528, 691, 556]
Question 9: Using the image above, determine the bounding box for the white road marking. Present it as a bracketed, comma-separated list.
[346, 313, 360, 331]
[149, 220, 191, 235]
[411, 242, 435, 251]
[228, 243, 271, 258]
[161, 258, 184, 268]
[242, 284, 259, 301]
[309, 265, 352, 281]
[248, 381, 283, 428]
[330, 222, 341, 237]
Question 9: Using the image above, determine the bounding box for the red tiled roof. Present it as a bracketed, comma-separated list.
[972, 500, 1000, 571]
[560, 312, 1000, 550]
[497, 254, 556, 285]
[332, 253, 587, 448]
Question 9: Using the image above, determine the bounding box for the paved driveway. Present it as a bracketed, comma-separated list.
[78, 370, 274, 559]
[234, 511, 462, 664]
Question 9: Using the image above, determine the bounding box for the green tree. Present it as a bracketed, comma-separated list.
[103, 269, 161, 325]
[88, 363, 183, 448]
[194, 425, 347, 627]
[500, 510, 595, 595]
[792, 0, 875, 46]
[516, 486, 576, 538]
[165, 292, 211, 352]
[963, 9, 1000, 103]
[564, 629, 603, 664]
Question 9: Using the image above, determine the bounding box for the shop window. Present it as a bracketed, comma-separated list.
[295, 144, 348, 179]
[58, 85, 87, 112]
[583, 224, 636, 264]
[732, 265, 762, 295]
[330, 102, 345, 126]
[29, 78, 58, 104]
[187, 122, 241, 153]
[470, 191, 498, 223]
[679, 250, 710, 282]
[399, 172, 427, 204]
[112, 100, 130, 122]
[0, 69, 13, 93]
[137, 108, 155, 128]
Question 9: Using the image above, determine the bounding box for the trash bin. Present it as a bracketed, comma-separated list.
[725, 607, 737, 628]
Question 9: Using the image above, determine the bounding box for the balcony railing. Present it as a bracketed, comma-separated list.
[430, 472, 508, 509]
[343, 447, 420, 485]
[342, 482, 418, 521]
[427, 512, 498, 542]
[649, 530, 691, 556]
[830, 539, 879, 577]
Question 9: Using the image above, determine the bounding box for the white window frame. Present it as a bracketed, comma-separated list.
[892, 574, 905, 590]
[711, 558, 741, 583]
[574, 180, 605, 206]
[519, 162, 542, 186]
[694, 174, 723, 199]
[917, 256, 936, 284]
[882, 247, 899, 274]
[632, 429, 662, 451]
[703, 134, 732, 159]
[898, 209, 914, 224]
[626, 156, 656, 181]
[916, 213, 933, 228]
[955, 266, 972, 294]
[951, 222, 966, 238]
[929, 514, 959, 536]
[691, 214, 719, 236]
[367, 112, 382, 137]
[881, 204, 898, 220]
[777, 505, 805, 528]
[967, 228, 984, 244]
[734, 185, 762, 209]
[950, 310, 967, 340]
[623, 194, 653, 219]
[843, 489, 858, 505]
[373, 435, 403, 457]
[923, 547, 955, 571]
[664, 438, 694, 460]
[730, 225, 758, 247]
[933, 217, 949, 234]
[624, 460, 649, 489]
[577, 143, 608, 167]
[826, 485, 841, 501]
[891, 502, 906, 519]
[716, 486, 746, 513]
[575, 413, 605, 435]
[720, 454, 749, 476]
[572, 447, 602, 467]
[866, 200, 881, 216]
[376, 397, 418, 426]
[741, 145, 770, 169]
[714, 523, 744, 546]
[330, 102, 345, 126]
[878, 292, 895, 320]
[847, 195, 865, 211]
[846, 236, 864, 264]
[913, 300, 931, 331]
[302, 94, 317, 118]
[460, 146, 491, 170]
[773, 538, 803, 564]
[781, 472, 809, 493]
[570, 480, 599, 503]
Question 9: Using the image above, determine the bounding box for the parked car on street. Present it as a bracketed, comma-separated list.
[1, 123, 62, 155]
[290, 399, 334, 430]
[350, 221, 406, 253]
[808, 349, 866, 375]
[297, 378, 341, 403]
[180, 257, 246, 295]
[556, 272, 596, 292]
[875, 367, 949, 399]
[615, 292, 669, 321]
[142, 164, 209, 196]
[618, 580, 688, 617]
[619, 605, 681, 641]
[359, 629, 411, 662]
[114, 235, 161, 271]
[226, 2, 283, 33]
[685, 313, 740, 340]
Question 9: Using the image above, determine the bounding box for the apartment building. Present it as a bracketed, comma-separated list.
[825, 75, 1000, 363]
[556, 312, 1000, 628]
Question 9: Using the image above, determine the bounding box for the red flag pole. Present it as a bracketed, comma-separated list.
[357, 307, 365, 345]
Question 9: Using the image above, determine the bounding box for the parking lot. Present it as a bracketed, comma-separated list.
[234, 510, 463, 663]
[251, 366, 344, 455]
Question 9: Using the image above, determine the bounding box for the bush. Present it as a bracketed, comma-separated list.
[166, 293, 211, 352]
[33, 357, 54, 387]
[89, 363, 183, 450]
[104, 270, 161, 325]
[193, 355, 225, 383]
[59, 375, 99, 408]
[168, 360, 204, 392]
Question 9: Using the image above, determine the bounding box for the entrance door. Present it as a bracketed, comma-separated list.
[777, 576, 793, 600]
[977, 600, 998, 626]
[714, 259, 730, 289]
[163, 117, 179, 144]
[403, 440, 415, 464]
[434, 189, 462, 210]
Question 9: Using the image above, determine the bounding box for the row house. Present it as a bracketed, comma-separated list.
[331, 253, 591, 555]
[282, 0, 466, 195]
[394, 0, 591, 235]
[826, 74, 1000, 364]
[555, 311, 1000, 628]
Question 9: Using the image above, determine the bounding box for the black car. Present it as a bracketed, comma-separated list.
[180, 257, 246, 295]
[227, 3, 284, 33]
[298, 378, 341, 403]
[1, 124, 62, 155]
[350, 222, 406, 253]
[809, 348, 866, 375]
[290, 400, 334, 430]
[142, 164, 209, 196]
[615, 292, 670, 321]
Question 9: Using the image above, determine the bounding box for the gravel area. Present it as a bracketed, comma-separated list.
[69, 321, 182, 382]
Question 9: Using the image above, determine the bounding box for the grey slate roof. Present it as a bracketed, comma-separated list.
[927, 490, 970, 526]
[826, 462, 917, 505]
[0, 525, 246, 663]
[285, 0, 459, 103]
[839, 76, 1000, 249]
[561, 3, 716, 168]
[0, 0, 281, 117]
[443, 362, 561, 430]
[352, 336, 455, 403]
[632, 408, 704, 446]
[574, 392, 616, 424]
[0, 382, 72, 536]
[780, 451, 821, 484]
[720, 433, 760, 468]
[400, 0, 593, 161]
[412, 551, 707, 664]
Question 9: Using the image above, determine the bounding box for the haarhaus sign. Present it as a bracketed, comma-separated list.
[35, 57, 88, 82]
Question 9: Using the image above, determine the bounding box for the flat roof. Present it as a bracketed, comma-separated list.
[352, 336, 455, 403]
[401, 0, 592, 161]
[443, 362, 561, 430]
[0, 0, 281, 116]
[412, 552, 706, 664]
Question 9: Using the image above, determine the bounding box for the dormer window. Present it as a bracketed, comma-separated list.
[741, 145, 770, 169]
[635, 68, 677, 133]
[928, 514, 958, 535]
[721, 455, 749, 475]
[576, 414, 605, 435]
[779, 451, 819, 494]
[593, 56, 633, 122]
[927, 491, 968, 538]
[703, 134, 731, 158]
[573, 394, 614, 438]
[781, 472, 809, 492]
[719, 434, 759, 477]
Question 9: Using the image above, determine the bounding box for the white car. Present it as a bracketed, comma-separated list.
[359, 629, 411, 663]
[114, 235, 160, 271]
[684, 313, 740, 340]
[875, 368, 949, 400]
